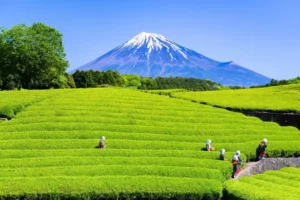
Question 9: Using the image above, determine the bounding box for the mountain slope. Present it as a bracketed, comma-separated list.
[71, 32, 271, 87]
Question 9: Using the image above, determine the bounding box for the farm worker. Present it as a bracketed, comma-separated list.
[232, 150, 242, 178]
[99, 136, 106, 149]
[206, 139, 214, 151]
[258, 138, 267, 160]
[219, 149, 226, 160]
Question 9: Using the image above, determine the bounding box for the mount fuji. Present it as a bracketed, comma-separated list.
[71, 32, 271, 87]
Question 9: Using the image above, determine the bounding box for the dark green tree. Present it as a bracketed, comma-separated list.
[72, 70, 125, 88]
[73, 70, 88, 88]
[269, 79, 279, 86]
[139, 77, 158, 90]
[94, 71, 104, 85]
[86, 70, 97, 87]
[112, 70, 125, 86]
[140, 76, 221, 91]
[4, 74, 19, 90]
[0, 23, 69, 89]
[103, 70, 116, 86]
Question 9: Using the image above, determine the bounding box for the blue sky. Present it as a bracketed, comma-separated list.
[1, 0, 299, 80]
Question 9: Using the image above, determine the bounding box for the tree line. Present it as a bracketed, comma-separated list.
[72, 70, 124, 88]
[137, 76, 221, 91]
[71, 71, 221, 91]
[250, 76, 300, 88]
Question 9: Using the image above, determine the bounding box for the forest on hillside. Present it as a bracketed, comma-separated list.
[72, 70, 221, 91]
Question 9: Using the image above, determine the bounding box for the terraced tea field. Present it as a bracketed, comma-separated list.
[171, 84, 300, 112]
[143, 89, 188, 96]
[224, 167, 300, 200]
[0, 89, 63, 118]
[0, 88, 300, 199]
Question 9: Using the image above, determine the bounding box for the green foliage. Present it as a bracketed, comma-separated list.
[0, 89, 64, 118]
[122, 74, 141, 87]
[72, 70, 124, 88]
[223, 167, 300, 200]
[3, 74, 20, 90]
[0, 22, 69, 90]
[138, 76, 221, 90]
[172, 84, 300, 112]
[1, 88, 300, 198]
[251, 76, 300, 88]
[143, 89, 188, 96]
[0, 176, 223, 200]
[0, 105, 15, 118]
[156, 76, 221, 90]
[65, 73, 76, 88]
[138, 77, 158, 89]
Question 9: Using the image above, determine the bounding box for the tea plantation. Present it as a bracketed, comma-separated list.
[0, 88, 299, 199]
[171, 84, 300, 112]
[224, 167, 300, 200]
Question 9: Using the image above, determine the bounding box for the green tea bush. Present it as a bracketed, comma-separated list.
[1, 88, 300, 199]
[172, 84, 300, 112]
[223, 167, 300, 200]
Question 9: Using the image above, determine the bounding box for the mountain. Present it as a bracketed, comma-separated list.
[70, 32, 271, 87]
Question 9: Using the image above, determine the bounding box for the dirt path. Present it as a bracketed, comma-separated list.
[235, 157, 300, 179]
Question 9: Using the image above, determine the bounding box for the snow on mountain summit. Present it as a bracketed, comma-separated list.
[71, 32, 271, 87]
[119, 32, 188, 60]
[122, 32, 168, 49]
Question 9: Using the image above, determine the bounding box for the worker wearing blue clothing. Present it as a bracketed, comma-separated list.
[99, 136, 106, 149]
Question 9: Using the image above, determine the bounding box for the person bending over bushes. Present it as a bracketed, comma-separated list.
[220, 149, 226, 160]
[99, 136, 106, 149]
[232, 150, 242, 178]
[206, 139, 214, 151]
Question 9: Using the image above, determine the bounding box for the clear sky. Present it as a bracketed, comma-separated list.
[1, 0, 299, 80]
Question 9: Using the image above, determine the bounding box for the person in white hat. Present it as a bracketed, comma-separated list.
[232, 150, 242, 178]
[99, 136, 106, 149]
[219, 149, 226, 160]
[205, 139, 214, 151]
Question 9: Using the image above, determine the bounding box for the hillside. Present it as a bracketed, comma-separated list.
[224, 167, 300, 200]
[171, 84, 300, 112]
[0, 88, 300, 199]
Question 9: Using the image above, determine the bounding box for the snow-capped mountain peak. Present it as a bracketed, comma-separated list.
[120, 32, 188, 60]
[71, 32, 271, 87]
